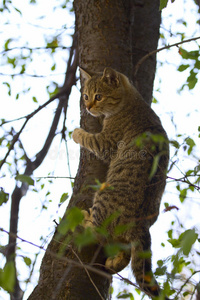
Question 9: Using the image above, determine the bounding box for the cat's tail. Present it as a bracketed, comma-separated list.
[131, 228, 169, 300]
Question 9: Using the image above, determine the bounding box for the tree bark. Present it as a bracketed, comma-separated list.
[28, 1, 161, 299]
[131, 0, 161, 104]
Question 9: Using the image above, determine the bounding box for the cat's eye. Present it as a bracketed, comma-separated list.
[83, 94, 88, 101]
[95, 94, 102, 101]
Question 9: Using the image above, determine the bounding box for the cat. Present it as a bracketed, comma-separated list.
[72, 67, 169, 299]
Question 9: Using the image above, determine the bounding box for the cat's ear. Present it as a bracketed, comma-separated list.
[102, 67, 120, 87]
[79, 67, 92, 81]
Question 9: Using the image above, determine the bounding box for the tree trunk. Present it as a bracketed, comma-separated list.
[28, 1, 161, 299]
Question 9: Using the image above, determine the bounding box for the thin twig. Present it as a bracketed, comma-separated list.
[34, 176, 75, 179]
[51, 264, 73, 300]
[134, 36, 200, 77]
[4, 32, 78, 300]
[71, 247, 106, 300]
[0, 45, 70, 54]
[94, 262, 155, 298]
[167, 175, 200, 191]
[0, 227, 112, 280]
[0, 89, 66, 170]
[175, 270, 200, 299]
[0, 72, 67, 77]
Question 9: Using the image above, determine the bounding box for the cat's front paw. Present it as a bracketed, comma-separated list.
[81, 208, 94, 228]
[72, 128, 84, 144]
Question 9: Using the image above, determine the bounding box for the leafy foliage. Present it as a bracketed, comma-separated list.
[159, 0, 176, 10]
[15, 174, 34, 186]
[0, 188, 9, 206]
[178, 47, 200, 90]
[0, 262, 15, 293]
[0, 0, 200, 299]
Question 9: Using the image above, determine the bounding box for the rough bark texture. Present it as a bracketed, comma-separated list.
[28, 1, 161, 299]
[131, 0, 161, 104]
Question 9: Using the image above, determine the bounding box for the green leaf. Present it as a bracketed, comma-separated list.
[23, 256, 32, 267]
[157, 259, 164, 267]
[58, 207, 84, 234]
[187, 70, 198, 90]
[47, 38, 58, 53]
[138, 250, 151, 259]
[51, 63, 56, 71]
[163, 281, 173, 297]
[74, 227, 96, 248]
[105, 243, 122, 258]
[149, 154, 160, 179]
[7, 57, 16, 68]
[0, 189, 9, 206]
[159, 0, 168, 10]
[168, 238, 180, 248]
[114, 224, 131, 236]
[152, 97, 158, 104]
[3, 82, 11, 96]
[180, 49, 199, 60]
[59, 192, 69, 204]
[171, 255, 186, 273]
[104, 243, 129, 258]
[178, 64, 190, 72]
[46, 82, 59, 98]
[194, 60, 200, 69]
[15, 175, 34, 186]
[68, 131, 73, 139]
[185, 137, 196, 154]
[20, 64, 26, 74]
[0, 262, 15, 292]
[155, 265, 167, 276]
[4, 38, 12, 50]
[14, 7, 22, 15]
[181, 229, 198, 256]
[170, 140, 180, 149]
[183, 291, 191, 297]
[101, 211, 120, 229]
[32, 96, 38, 103]
[168, 229, 173, 239]
[117, 292, 134, 299]
[179, 188, 187, 203]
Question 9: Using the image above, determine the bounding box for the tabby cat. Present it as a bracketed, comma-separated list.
[72, 67, 169, 299]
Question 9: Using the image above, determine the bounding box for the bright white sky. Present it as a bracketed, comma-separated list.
[0, 0, 200, 299]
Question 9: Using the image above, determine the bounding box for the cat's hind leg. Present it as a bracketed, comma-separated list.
[105, 250, 131, 274]
[131, 227, 163, 298]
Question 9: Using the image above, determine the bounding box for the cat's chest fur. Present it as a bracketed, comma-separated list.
[101, 98, 163, 151]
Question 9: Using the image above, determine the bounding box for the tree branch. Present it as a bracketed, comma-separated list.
[1, 227, 112, 280]
[134, 36, 200, 77]
[167, 175, 200, 191]
[5, 32, 78, 300]
[0, 45, 71, 55]
[0, 89, 66, 170]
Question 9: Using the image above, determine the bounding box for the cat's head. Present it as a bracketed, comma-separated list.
[80, 67, 131, 117]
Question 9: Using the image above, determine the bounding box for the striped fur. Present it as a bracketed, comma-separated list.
[72, 68, 169, 298]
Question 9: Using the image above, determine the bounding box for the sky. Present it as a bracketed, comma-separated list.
[0, 0, 200, 299]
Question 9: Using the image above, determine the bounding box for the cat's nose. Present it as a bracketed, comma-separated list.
[87, 103, 93, 110]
